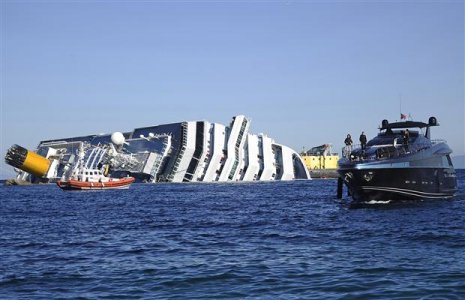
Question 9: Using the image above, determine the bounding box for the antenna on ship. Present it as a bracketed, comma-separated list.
[399, 93, 402, 122]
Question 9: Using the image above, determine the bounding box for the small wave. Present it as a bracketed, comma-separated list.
[160, 270, 248, 288]
[365, 200, 392, 205]
[348, 199, 392, 208]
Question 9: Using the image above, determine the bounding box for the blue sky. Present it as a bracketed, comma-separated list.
[1, 1, 464, 178]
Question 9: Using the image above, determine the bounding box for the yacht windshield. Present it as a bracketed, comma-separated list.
[366, 130, 419, 147]
[367, 135, 399, 147]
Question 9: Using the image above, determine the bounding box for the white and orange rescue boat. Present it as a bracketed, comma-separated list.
[57, 168, 135, 190]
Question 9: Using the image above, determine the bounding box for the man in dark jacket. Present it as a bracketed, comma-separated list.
[344, 134, 353, 157]
[360, 132, 367, 150]
[403, 129, 410, 152]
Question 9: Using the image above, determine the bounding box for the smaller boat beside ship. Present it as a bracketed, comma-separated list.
[56, 169, 135, 190]
[56, 143, 135, 191]
[337, 116, 457, 203]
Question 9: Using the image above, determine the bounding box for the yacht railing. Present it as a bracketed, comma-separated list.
[342, 140, 434, 162]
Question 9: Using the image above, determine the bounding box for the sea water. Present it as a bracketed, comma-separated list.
[1, 171, 464, 299]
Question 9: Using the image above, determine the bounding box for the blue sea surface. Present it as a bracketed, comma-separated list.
[1, 171, 465, 299]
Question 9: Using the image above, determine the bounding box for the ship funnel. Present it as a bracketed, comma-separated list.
[5, 144, 51, 178]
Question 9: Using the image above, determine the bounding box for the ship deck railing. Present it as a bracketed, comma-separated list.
[341, 140, 443, 162]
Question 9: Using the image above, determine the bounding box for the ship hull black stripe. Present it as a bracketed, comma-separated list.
[361, 186, 454, 199]
[338, 167, 457, 201]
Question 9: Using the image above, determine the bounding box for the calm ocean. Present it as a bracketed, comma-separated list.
[1, 170, 464, 299]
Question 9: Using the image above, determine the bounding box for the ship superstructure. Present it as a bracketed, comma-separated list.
[6, 115, 310, 183]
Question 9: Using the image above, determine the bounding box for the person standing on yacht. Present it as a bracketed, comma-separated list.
[403, 129, 410, 152]
[359, 132, 367, 150]
[344, 134, 353, 157]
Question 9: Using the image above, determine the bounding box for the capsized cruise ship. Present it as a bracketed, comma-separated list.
[5, 115, 310, 183]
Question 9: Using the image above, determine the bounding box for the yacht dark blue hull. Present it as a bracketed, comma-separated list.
[338, 167, 457, 202]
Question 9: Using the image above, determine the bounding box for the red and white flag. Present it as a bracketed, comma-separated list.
[401, 113, 407, 120]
